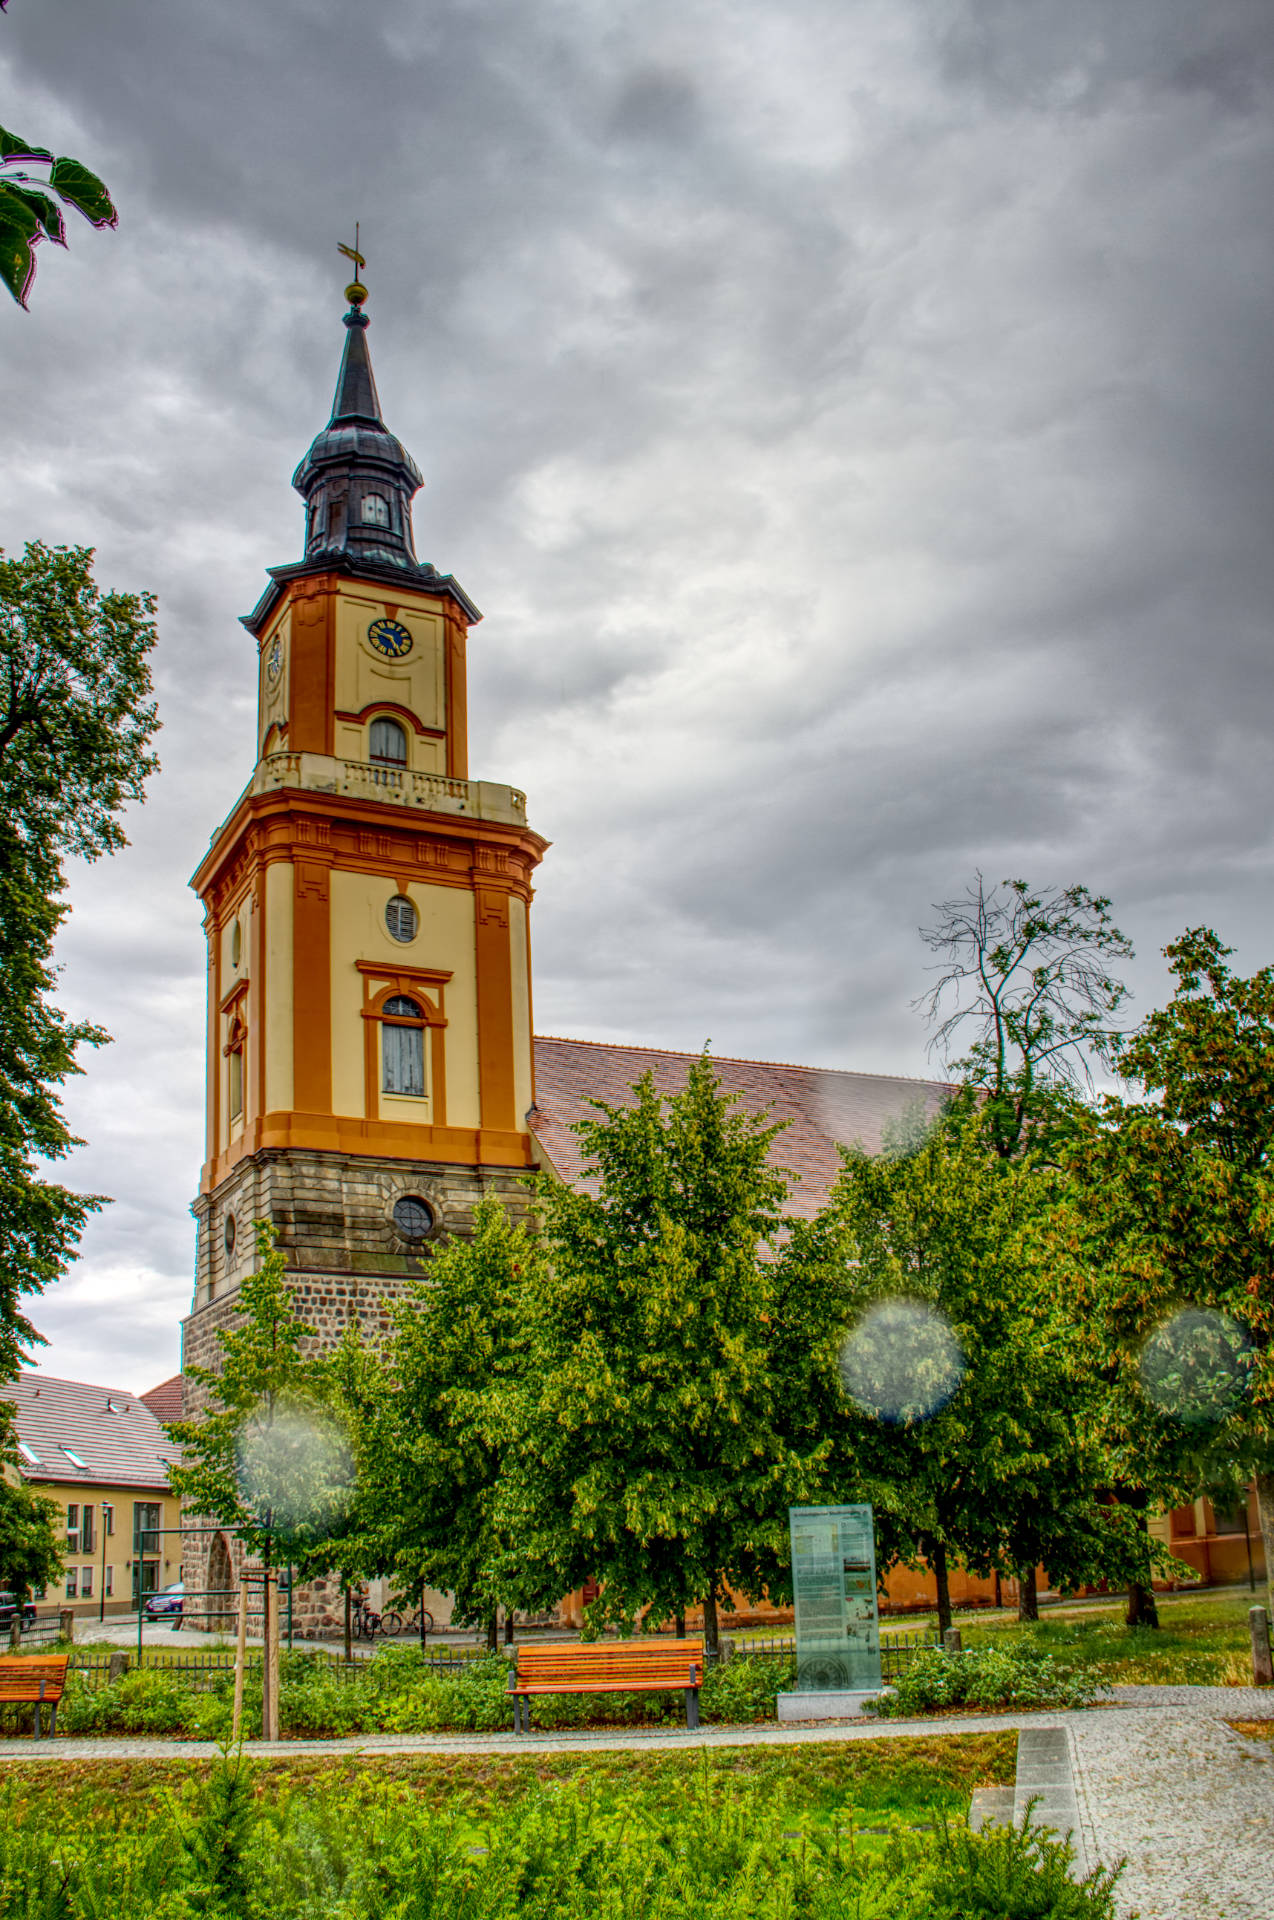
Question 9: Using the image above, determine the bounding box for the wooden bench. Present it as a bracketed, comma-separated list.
[508, 1638, 704, 1733]
[0, 1655, 70, 1740]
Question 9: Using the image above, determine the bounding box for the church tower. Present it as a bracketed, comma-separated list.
[183, 273, 547, 1370]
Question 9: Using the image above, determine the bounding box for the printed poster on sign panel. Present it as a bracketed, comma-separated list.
[789, 1503, 882, 1692]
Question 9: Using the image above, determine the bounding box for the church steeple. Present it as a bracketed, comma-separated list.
[291, 281, 426, 573]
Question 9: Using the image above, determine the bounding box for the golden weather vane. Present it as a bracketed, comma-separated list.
[338, 223, 367, 305]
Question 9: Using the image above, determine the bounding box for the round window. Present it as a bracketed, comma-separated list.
[386, 895, 418, 943]
[393, 1195, 436, 1241]
[230, 919, 242, 968]
[224, 1213, 237, 1256]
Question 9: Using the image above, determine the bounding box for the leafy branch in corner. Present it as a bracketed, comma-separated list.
[0, 93, 117, 306]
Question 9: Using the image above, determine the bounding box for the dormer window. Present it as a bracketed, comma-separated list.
[361, 494, 390, 527]
[370, 717, 408, 765]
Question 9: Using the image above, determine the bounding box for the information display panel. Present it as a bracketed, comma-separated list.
[789, 1503, 881, 1692]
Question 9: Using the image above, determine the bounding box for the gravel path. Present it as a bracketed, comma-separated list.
[1071, 1713, 1274, 1920]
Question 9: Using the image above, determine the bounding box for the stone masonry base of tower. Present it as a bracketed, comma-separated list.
[181, 1146, 530, 1636]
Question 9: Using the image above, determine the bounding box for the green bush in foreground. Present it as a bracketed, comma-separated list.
[870, 1645, 1108, 1719]
[0, 1751, 1125, 1919]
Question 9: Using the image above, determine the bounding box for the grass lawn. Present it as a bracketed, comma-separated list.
[953, 1590, 1260, 1685]
[0, 1732, 1015, 1845]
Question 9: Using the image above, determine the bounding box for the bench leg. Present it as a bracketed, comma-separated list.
[685, 1688, 700, 1731]
[48, 1703, 57, 1739]
[32, 1703, 41, 1742]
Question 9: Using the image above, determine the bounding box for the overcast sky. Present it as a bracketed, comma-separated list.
[3, 0, 1272, 1391]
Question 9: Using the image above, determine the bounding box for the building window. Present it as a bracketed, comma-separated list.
[104, 1565, 113, 1597]
[225, 1009, 247, 1121]
[103, 1503, 114, 1537]
[382, 996, 425, 1097]
[361, 493, 390, 527]
[393, 1194, 436, 1241]
[369, 717, 408, 765]
[66, 1504, 79, 1552]
[133, 1501, 161, 1558]
[65, 1568, 78, 1600]
[81, 1505, 95, 1554]
[81, 1566, 93, 1598]
[385, 894, 418, 944]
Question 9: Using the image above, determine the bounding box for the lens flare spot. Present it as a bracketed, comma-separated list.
[234, 1398, 356, 1540]
[839, 1297, 965, 1426]
[1139, 1307, 1253, 1428]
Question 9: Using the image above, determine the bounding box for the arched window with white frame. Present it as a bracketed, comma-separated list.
[382, 995, 425, 1097]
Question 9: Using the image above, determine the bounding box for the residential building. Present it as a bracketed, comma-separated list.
[4, 1372, 183, 1615]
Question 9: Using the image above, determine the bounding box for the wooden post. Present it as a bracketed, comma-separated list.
[1250, 1605, 1273, 1687]
[942, 1627, 963, 1655]
[344, 1583, 353, 1664]
[8, 1619, 20, 1652]
[58, 1608, 75, 1643]
[267, 1571, 281, 1741]
[108, 1651, 130, 1683]
[232, 1572, 249, 1741]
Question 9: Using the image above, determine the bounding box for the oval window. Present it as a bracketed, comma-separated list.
[224, 1213, 237, 1256]
[394, 1195, 436, 1241]
[386, 895, 418, 944]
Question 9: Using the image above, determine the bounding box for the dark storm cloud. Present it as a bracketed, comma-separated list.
[1, 0, 1271, 1384]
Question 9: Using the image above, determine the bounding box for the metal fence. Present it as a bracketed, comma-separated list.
[63, 1641, 495, 1692]
[727, 1626, 937, 1680]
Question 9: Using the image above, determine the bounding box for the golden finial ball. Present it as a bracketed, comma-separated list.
[345, 280, 368, 305]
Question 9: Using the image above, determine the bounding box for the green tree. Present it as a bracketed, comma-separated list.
[917, 876, 1133, 1159]
[0, 542, 158, 1389]
[0, 0, 118, 310]
[169, 1230, 354, 1577]
[507, 1057, 829, 1653]
[825, 1103, 1140, 1632]
[353, 1200, 540, 1644]
[0, 1473, 62, 1601]
[1071, 929, 1274, 1614]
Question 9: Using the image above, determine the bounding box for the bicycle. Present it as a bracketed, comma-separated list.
[377, 1606, 435, 1639]
[352, 1597, 389, 1641]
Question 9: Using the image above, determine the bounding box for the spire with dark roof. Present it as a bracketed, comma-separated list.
[291, 281, 425, 572]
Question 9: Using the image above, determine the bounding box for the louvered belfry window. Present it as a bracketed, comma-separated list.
[383, 995, 425, 1097]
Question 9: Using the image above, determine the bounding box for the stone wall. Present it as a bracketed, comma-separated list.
[181, 1144, 531, 1634]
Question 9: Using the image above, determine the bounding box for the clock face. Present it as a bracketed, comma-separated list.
[367, 617, 413, 660]
[266, 635, 284, 683]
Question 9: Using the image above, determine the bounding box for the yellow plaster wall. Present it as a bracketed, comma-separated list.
[333, 588, 447, 738]
[257, 607, 291, 757]
[264, 861, 294, 1113]
[328, 870, 481, 1128]
[509, 894, 533, 1128]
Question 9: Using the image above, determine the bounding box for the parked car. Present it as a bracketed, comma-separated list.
[144, 1580, 185, 1620]
[0, 1591, 38, 1632]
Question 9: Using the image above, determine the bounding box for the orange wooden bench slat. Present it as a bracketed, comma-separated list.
[0, 1656, 69, 1740]
[509, 1640, 705, 1733]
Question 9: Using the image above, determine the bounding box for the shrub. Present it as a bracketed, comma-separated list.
[870, 1644, 1107, 1718]
[0, 1753, 1125, 1919]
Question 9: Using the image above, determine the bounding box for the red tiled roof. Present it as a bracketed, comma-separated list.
[4, 1372, 181, 1491]
[140, 1375, 184, 1422]
[529, 1036, 955, 1221]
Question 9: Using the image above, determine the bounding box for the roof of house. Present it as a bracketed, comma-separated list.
[4, 1372, 181, 1492]
[140, 1375, 184, 1423]
[529, 1036, 955, 1221]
